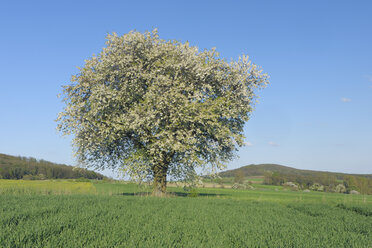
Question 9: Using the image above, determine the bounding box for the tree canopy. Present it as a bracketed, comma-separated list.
[57, 29, 268, 194]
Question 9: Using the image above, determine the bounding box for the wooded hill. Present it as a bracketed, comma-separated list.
[218, 164, 372, 194]
[219, 163, 372, 180]
[0, 153, 106, 180]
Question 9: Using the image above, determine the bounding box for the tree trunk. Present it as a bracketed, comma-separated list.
[152, 164, 168, 196]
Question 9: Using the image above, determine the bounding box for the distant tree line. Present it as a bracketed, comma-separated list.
[263, 172, 372, 194]
[0, 154, 105, 180]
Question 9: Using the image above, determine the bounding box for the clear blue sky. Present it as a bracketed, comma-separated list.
[1, 0, 371, 177]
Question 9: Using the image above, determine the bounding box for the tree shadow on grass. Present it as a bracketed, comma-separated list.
[118, 192, 226, 198]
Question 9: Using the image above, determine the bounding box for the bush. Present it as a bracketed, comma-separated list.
[283, 182, 299, 191]
[335, 184, 346, 193]
[309, 183, 324, 192]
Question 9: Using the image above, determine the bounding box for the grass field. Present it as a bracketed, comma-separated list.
[0, 180, 371, 247]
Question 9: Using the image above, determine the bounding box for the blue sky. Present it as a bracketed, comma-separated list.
[0, 0, 371, 176]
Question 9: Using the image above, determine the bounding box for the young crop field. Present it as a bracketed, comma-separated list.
[0, 180, 371, 247]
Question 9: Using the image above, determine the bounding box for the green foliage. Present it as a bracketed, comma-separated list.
[309, 183, 325, 192]
[0, 153, 105, 180]
[57, 29, 268, 189]
[233, 170, 245, 184]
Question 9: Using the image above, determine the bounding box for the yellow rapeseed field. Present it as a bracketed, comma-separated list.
[0, 180, 96, 195]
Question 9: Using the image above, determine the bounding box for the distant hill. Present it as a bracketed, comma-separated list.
[218, 163, 372, 194]
[219, 163, 372, 180]
[0, 153, 106, 180]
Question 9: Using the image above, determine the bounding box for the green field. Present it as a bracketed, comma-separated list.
[0, 180, 371, 247]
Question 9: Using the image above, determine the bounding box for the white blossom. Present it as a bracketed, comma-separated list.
[56, 29, 269, 190]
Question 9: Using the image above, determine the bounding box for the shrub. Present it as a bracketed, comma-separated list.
[335, 184, 346, 193]
[309, 183, 324, 192]
[283, 182, 299, 191]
